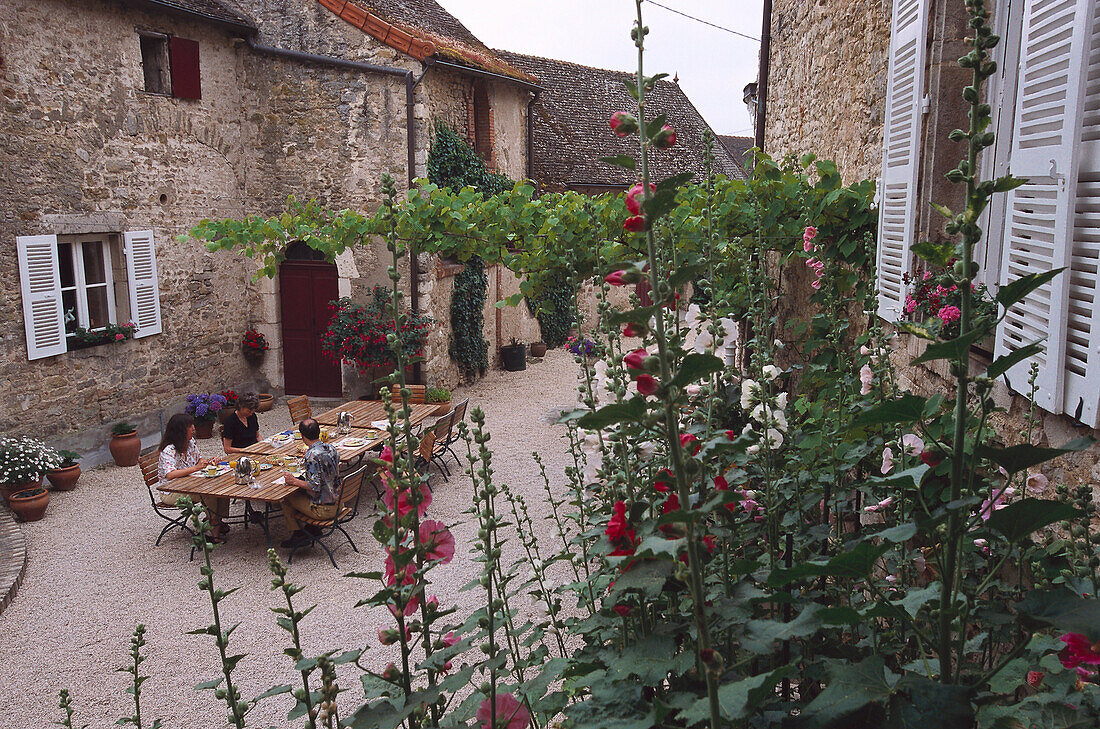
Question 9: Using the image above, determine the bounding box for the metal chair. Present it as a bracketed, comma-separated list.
[439, 398, 468, 468]
[138, 451, 196, 560]
[287, 395, 312, 424]
[287, 463, 373, 568]
[422, 411, 455, 481]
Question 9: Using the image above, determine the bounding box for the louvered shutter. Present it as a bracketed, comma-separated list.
[16, 234, 66, 360]
[876, 0, 929, 320]
[1061, 2, 1100, 425]
[994, 0, 1092, 414]
[124, 230, 162, 337]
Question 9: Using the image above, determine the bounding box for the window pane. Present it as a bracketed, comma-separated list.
[57, 243, 75, 288]
[62, 290, 78, 334]
[82, 240, 107, 284]
[87, 285, 109, 329]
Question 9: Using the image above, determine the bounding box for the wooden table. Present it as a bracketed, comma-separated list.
[313, 400, 440, 428]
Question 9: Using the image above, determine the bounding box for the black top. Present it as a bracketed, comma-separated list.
[222, 412, 259, 449]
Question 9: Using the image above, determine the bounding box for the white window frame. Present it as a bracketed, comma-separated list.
[59, 237, 117, 334]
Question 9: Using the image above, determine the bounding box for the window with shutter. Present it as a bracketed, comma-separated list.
[994, 0, 1092, 415]
[169, 37, 201, 100]
[876, 0, 929, 321]
[16, 235, 67, 361]
[124, 230, 162, 338]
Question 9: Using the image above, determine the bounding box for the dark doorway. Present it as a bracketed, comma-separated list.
[279, 250, 341, 397]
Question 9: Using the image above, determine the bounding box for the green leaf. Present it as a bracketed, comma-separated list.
[680, 666, 792, 723]
[986, 498, 1081, 543]
[254, 684, 293, 700]
[912, 326, 988, 364]
[798, 655, 893, 729]
[992, 175, 1027, 193]
[1015, 588, 1100, 641]
[928, 203, 955, 221]
[577, 398, 648, 429]
[877, 522, 918, 543]
[851, 394, 927, 428]
[746, 604, 827, 648]
[609, 635, 678, 685]
[884, 675, 972, 729]
[767, 542, 891, 587]
[670, 353, 725, 389]
[895, 321, 938, 340]
[623, 78, 640, 100]
[976, 437, 1093, 473]
[996, 269, 1064, 309]
[599, 155, 637, 171]
[645, 114, 668, 139]
[194, 678, 224, 691]
[910, 240, 957, 268]
[986, 342, 1043, 380]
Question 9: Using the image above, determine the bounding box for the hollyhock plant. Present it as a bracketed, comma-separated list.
[1058, 634, 1100, 672]
[1026, 471, 1049, 496]
[625, 182, 655, 215]
[652, 124, 676, 148]
[860, 363, 874, 395]
[654, 468, 673, 493]
[605, 270, 628, 286]
[636, 374, 659, 396]
[476, 692, 531, 729]
[623, 215, 646, 232]
[382, 482, 433, 519]
[609, 111, 638, 137]
[419, 519, 456, 564]
[623, 348, 648, 371]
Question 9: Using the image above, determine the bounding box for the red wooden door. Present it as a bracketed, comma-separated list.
[279, 261, 342, 397]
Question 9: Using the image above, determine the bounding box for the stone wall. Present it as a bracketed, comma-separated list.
[0, 0, 529, 464]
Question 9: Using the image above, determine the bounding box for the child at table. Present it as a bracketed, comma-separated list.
[158, 413, 231, 541]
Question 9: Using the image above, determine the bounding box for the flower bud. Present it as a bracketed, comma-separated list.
[609, 111, 639, 137]
[651, 125, 676, 149]
[635, 374, 659, 396]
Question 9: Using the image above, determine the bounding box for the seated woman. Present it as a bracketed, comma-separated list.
[158, 413, 231, 541]
[222, 391, 260, 455]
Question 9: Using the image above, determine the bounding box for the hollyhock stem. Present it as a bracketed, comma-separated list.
[633, 3, 721, 727]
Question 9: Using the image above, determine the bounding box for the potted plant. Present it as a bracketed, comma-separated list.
[529, 341, 548, 358]
[9, 487, 49, 522]
[256, 393, 275, 412]
[46, 450, 81, 491]
[218, 390, 240, 424]
[0, 437, 61, 502]
[426, 387, 452, 415]
[500, 339, 527, 372]
[185, 393, 227, 439]
[566, 335, 602, 358]
[109, 421, 141, 466]
[242, 327, 268, 365]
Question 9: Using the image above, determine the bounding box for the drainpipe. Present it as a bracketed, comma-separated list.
[245, 36, 428, 382]
[526, 88, 540, 184]
[754, 0, 773, 153]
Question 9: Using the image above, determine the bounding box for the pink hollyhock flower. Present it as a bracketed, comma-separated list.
[384, 553, 415, 586]
[806, 256, 818, 268]
[973, 538, 990, 556]
[804, 239, 816, 253]
[609, 111, 638, 137]
[1026, 670, 1044, 688]
[380, 446, 394, 464]
[388, 593, 419, 618]
[605, 270, 628, 286]
[623, 215, 646, 232]
[902, 433, 924, 455]
[865, 496, 895, 513]
[623, 348, 648, 371]
[626, 182, 655, 215]
[382, 482, 433, 519]
[477, 693, 531, 729]
[860, 363, 874, 395]
[804, 226, 818, 243]
[978, 485, 1015, 521]
[904, 295, 918, 314]
[378, 626, 411, 645]
[115, 333, 125, 341]
[811, 279, 822, 290]
[442, 631, 459, 647]
[1059, 634, 1100, 671]
[937, 305, 962, 324]
[680, 433, 701, 455]
[881, 446, 894, 475]
[382, 662, 401, 681]
[636, 374, 659, 396]
[652, 124, 676, 149]
[1026, 472, 1049, 496]
[425, 594, 439, 614]
[613, 604, 632, 617]
[419, 519, 456, 564]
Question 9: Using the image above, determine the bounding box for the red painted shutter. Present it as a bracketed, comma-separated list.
[169, 37, 201, 100]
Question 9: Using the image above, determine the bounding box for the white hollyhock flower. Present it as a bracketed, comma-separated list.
[763, 428, 784, 449]
[692, 328, 714, 354]
[740, 379, 760, 409]
[881, 446, 894, 475]
[761, 364, 781, 381]
[751, 403, 768, 423]
[775, 392, 788, 410]
[901, 433, 924, 455]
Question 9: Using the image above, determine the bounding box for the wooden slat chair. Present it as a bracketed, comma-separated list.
[287, 395, 312, 424]
[423, 411, 455, 481]
[138, 451, 196, 560]
[287, 463, 372, 568]
[439, 398, 468, 468]
[389, 384, 427, 405]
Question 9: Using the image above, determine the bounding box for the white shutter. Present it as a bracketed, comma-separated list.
[876, 0, 929, 320]
[124, 230, 162, 337]
[1062, 1, 1100, 425]
[994, 0, 1092, 414]
[16, 234, 66, 360]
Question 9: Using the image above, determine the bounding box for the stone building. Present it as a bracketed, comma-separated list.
[2, 0, 541, 463]
[763, 0, 1100, 488]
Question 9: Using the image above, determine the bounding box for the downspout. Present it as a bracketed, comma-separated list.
[755, 0, 773, 153]
[526, 89, 540, 184]
[246, 36, 428, 382]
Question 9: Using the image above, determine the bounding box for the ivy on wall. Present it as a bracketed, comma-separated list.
[448, 255, 489, 378]
[526, 275, 575, 348]
[427, 121, 512, 195]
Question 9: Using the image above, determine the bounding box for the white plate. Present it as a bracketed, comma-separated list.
[341, 438, 367, 447]
[259, 463, 273, 471]
[198, 466, 232, 478]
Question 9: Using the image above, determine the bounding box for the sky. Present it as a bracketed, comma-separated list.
[435, 0, 765, 137]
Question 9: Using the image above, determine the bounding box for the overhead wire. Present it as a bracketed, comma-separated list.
[644, 0, 761, 43]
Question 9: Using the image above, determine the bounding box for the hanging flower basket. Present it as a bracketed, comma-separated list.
[242, 328, 268, 365]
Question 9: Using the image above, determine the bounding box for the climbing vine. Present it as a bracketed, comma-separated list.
[526, 276, 575, 348]
[449, 256, 489, 378]
[426, 120, 512, 195]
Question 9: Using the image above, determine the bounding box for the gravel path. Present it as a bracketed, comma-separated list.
[0, 350, 581, 728]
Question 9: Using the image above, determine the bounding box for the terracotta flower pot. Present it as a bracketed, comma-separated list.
[1, 479, 40, 503]
[109, 431, 141, 467]
[193, 420, 215, 440]
[529, 342, 547, 358]
[257, 393, 274, 412]
[46, 464, 81, 491]
[218, 407, 237, 425]
[10, 488, 49, 522]
[432, 401, 453, 416]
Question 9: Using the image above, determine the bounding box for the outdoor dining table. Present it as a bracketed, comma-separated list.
[313, 400, 440, 428]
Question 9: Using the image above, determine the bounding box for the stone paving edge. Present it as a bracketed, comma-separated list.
[0, 505, 27, 617]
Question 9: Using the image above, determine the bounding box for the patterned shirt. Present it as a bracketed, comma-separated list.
[158, 439, 200, 488]
[301, 441, 340, 505]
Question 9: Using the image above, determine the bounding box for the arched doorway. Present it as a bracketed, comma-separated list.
[279, 242, 342, 397]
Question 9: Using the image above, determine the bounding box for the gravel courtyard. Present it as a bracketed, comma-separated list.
[0, 350, 581, 728]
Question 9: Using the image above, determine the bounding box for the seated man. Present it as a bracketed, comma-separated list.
[280, 417, 341, 549]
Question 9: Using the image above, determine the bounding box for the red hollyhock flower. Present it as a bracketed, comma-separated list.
[636, 374, 659, 395]
[1058, 633, 1100, 671]
[660, 493, 682, 536]
[613, 604, 632, 617]
[605, 270, 628, 286]
[654, 468, 673, 493]
[623, 215, 647, 232]
[680, 433, 701, 455]
[1026, 670, 1044, 688]
[605, 500, 637, 556]
[725, 429, 738, 440]
[622, 322, 646, 337]
[623, 348, 648, 371]
[625, 182, 655, 215]
[652, 125, 676, 149]
[702, 535, 718, 553]
[920, 449, 944, 467]
[609, 111, 638, 137]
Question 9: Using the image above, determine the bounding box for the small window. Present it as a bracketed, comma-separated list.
[472, 79, 493, 165]
[56, 236, 123, 340]
[140, 34, 171, 95]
